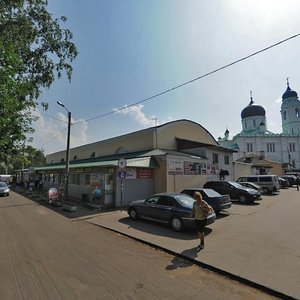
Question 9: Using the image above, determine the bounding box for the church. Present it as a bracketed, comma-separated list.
[218, 80, 300, 173]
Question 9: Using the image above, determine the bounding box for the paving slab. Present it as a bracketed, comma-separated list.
[85, 188, 300, 299]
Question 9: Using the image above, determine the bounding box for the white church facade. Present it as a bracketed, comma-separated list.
[218, 80, 300, 173]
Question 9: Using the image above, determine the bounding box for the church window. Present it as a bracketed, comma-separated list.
[267, 143, 275, 152]
[283, 111, 287, 120]
[253, 119, 256, 127]
[289, 143, 296, 152]
[247, 143, 253, 152]
[295, 108, 300, 117]
[212, 153, 219, 164]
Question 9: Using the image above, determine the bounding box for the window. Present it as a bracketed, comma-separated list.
[267, 143, 275, 152]
[145, 196, 159, 205]
[224, 155, 229, 165]
[253, 119, 256, 127]
[85, 174, 90, 185]
[296, 108, 300, 117]
[69, 174, 80, 185]
[212, 153, 219, 164]
[90, 152, 97, 158]
[245, 121, 248, 128]
[289, 143, 296, 152]
[247, 143, 253, 152]
[283, 111, 287, 120]
[157, 196, 174, 206]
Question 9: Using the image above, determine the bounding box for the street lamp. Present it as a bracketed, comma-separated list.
[57, 101, 71, 204]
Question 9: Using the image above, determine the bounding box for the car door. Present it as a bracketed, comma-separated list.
[140, 196, 159, 218]
[154, 195, 175, 222]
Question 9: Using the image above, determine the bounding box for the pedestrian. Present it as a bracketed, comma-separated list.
[296, 176, 300, 191]
[189, 191, 212, 250]
[92, 186, 102, 204]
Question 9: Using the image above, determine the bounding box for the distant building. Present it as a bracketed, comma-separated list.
[219, 80, 300, 175]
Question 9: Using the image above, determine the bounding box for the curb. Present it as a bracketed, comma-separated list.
[90, 222, 297, 300]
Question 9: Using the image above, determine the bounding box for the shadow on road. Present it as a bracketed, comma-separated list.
[165, 245, 205, 270]
[118, 217, 200, 240]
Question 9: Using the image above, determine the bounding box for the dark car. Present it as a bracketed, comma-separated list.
[238, 182, 263, 195]
[0, 182, 10, 196]
[181, 188, 232, 213]
[281, 175, 297, 187]
[127, 193, 216, 231]
[279, 177, 289, 189]
[203, 180, 261, 204]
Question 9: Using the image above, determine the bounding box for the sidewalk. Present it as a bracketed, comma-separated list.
[85, 206, 299, 300]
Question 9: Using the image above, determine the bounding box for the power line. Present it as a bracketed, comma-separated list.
[38, 128, 67, 149]
[73, 33, 300, 125]
[37, 33, 300, 150]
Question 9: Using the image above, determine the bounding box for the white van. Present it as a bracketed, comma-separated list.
[236, 175, 280, 194]
[0, 175, 12, 183]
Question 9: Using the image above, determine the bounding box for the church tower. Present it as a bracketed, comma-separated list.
[281, 79, 300, 135]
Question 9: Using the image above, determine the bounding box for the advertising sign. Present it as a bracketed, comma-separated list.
[168, 159, 183, 175]
[137, 168, 153, 179]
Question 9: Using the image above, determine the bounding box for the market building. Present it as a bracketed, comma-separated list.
[29, 119, 235, 208]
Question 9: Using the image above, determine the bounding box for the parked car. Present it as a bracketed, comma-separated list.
[281, 175, 297, 187]
[238, 182, 263, 194]
[0, 182, 10, 196]
[127, 193, 216, 231]
[180, 188, 232, 213]
[203, 180, 261, 204]
[236, 175, 280, 194]
[278, 177, 289, 189]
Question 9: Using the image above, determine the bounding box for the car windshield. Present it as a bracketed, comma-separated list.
[175, 194, 195, 208]
[0, 182, 8, 188]
[202, 189, 221, 197]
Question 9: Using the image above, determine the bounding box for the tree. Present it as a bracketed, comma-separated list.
[0, 0, 78, 168]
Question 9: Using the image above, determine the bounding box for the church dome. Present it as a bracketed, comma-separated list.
[282, 83, 298, 100]
[241, 98, 266, 119]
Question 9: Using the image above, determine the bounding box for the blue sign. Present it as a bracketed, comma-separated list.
[118, 170, 126, 179]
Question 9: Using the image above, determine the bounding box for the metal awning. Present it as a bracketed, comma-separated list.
[33, 156, 158, 172]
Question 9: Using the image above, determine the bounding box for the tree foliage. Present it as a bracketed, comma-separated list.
[0, 0, 78, 167]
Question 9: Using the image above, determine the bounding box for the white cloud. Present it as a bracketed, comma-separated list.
[114, 104, 174, 127]
[31, 109, 88, 154]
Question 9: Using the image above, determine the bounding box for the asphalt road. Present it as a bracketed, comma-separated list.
[0, 190, 276, 300]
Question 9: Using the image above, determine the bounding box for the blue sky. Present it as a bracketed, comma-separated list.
[32, 0, 300, 154]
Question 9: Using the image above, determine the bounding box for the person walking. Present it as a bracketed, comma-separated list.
[296, 176, 300, 191]
[190, 191, 212, 250]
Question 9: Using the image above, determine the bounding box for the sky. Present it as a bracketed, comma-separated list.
[31, 0, 300, 155]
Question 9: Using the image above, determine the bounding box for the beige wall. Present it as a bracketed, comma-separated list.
[47, 128, 155, 164]
[156, 120, 218, 149]
[166, 174, 207, 193]
[234, 162, 252, 180]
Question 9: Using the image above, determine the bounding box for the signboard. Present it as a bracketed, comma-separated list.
[124, 168, 136, 179]
[168, 159, 183, 175]
[118, 170, 126, 179]
[137, 168, 153, 179]
[184, 162, 206, 175]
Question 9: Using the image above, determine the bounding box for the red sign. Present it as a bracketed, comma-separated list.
[137, 169, 153, 179]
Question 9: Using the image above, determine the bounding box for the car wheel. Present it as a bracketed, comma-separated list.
[170, 216, 183, 231]
[239, 194, 247, 204]
[129, 208, 138, 220]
